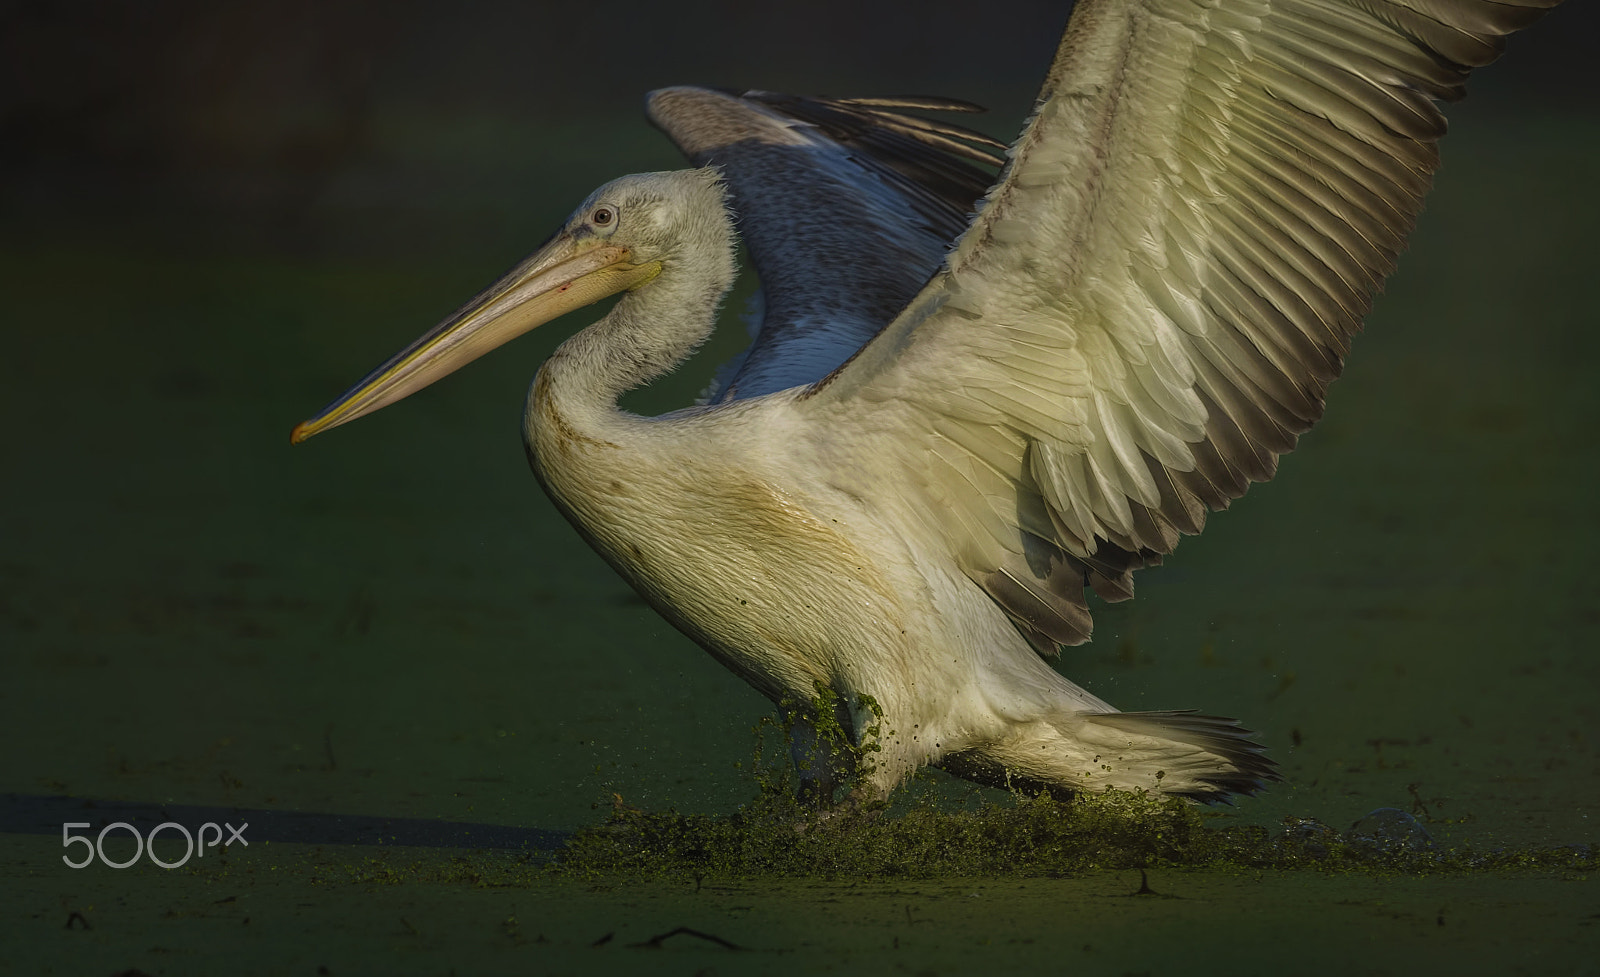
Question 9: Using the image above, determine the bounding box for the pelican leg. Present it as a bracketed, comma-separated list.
[788, 718, 838, 807]
[783, 693, 859, 809]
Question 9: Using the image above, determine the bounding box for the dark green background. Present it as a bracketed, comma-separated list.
[4, 1, 1597, 972]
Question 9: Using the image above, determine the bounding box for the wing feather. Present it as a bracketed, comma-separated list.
[802, 0, 1555, 651]
[646, 88, 1000, 401]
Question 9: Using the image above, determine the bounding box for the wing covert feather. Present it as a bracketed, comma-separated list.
[805, 0, 1555, 650]
[647, 88, 1001, 401]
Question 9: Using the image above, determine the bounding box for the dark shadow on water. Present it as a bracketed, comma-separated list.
[0, 793, 568, 852]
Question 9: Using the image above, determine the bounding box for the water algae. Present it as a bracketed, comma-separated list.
[551, 702, 1597, 882]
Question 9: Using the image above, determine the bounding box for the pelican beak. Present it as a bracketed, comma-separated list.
[291, 235, 661, 444]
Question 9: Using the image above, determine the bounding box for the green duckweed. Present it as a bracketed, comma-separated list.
[550, 693, 1597, 882]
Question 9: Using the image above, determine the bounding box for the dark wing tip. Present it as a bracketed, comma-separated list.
[836, 94, 990, 113]
[739, 90, 1010, 167]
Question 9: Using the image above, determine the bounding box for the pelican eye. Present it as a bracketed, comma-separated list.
[590, 206, 617, 227]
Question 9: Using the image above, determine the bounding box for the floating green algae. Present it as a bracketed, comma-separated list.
[251, 702, 1596, 890]
[552, 788, 1595, 882]
[548, 703, 1596, 883]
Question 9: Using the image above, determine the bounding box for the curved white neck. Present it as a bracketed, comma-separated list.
[527, 251, 733, 442]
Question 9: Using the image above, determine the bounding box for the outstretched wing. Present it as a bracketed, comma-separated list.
[804, 0, 1558, 653]
[647, 88, 1003, 401]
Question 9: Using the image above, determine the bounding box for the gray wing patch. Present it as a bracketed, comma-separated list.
[647, 87, 1001, 401]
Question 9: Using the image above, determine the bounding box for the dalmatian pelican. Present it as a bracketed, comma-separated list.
[292, 0, 1561, 803]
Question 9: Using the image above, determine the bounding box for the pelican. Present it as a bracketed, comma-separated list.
[293, 0, 1560, 804]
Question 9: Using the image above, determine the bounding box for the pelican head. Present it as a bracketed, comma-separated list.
[291, 168, 730, 444]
